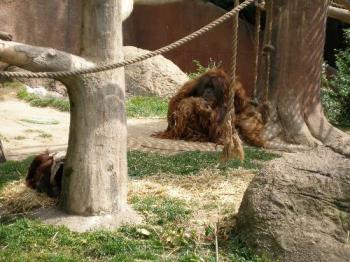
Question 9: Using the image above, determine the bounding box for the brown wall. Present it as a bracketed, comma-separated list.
[0, 0, 82, 54]
[0, 0, 256, 93]
[123, 0, 256, 94]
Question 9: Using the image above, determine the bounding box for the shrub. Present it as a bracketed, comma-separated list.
[321, 29, 350, 126]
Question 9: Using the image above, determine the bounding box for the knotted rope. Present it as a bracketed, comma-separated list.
[220, 0, 244, 162]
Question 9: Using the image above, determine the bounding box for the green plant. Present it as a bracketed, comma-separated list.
[188, 58, 222, 79]
[321, 29, 350, 126]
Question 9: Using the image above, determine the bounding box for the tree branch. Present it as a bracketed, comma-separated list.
[0, 40, 94, 74]
[328, 6, 350, 24]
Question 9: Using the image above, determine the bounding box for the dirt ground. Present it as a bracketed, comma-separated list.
[0, 88, 220, 160]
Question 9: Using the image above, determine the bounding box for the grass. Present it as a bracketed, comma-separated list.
[0, 82, 25, 89]
[0, 148, 277, 191]
[17, 88, 70, 112]
[13, 136, 25, 140]
[0, 156, 33, 191]
[38, 133, 53, 139]
[20, 119, 59, 125]
[0, 149, 277, 261]
[126, 96, 168, 118]
[128, 147, 278, 177]
[17, 86, 169, 118]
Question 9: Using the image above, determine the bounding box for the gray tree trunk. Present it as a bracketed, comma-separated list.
[259, 0, 350, 155]
[60, 0, 128, 215]
[0, 140, 6, 163]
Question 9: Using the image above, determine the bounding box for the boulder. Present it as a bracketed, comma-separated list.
[123, 46, 189, 98]
[235, 146, 350, 262]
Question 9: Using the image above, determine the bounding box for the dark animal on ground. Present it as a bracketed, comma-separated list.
[153, 69, 230, 143]
[26, 151, 64, 198]
[154, 69, 270, 147]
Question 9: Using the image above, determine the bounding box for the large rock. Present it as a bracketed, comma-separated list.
[235, 147, 350, 262]
[123, 46, 189, 98]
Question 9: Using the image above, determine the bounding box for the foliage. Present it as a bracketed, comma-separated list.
[321, 29, 350, 126]
[188, 59, 222, 79]
[126, 96, 168, 118]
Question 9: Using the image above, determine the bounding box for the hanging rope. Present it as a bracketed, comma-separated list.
[262, 0, 274, 102]
[220, 0, 244, 162]
[253, 0, 262, 100]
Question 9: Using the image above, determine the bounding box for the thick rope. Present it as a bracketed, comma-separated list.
[230, 0, 240, 84]
[253, 0, 261, 99]
[220, 0, 244, 162]
[0, 0, 255, 79]
[262, 0, 274, 102]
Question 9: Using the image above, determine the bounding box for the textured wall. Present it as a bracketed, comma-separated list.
[1, 0, 256, 93]
[0, 0, 82, 54]
[124, 0, 256, 93]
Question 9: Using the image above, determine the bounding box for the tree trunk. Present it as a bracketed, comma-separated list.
[59, 0, 128, 215]
[260, 0, 350, 155]
[0, 0, 137, 223]
[0, 140, 6, 163]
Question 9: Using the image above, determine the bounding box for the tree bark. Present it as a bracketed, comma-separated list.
[0, 140, 6, 163]
[60, 0, 128, 215]
[260, 0, 350, 155]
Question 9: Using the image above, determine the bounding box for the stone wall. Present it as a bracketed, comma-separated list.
[0, 0, 82, 54]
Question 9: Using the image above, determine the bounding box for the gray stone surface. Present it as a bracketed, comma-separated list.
[235, 146, 350, 262]
[123, 46, 189, 98]
[31, 206, 143, 232]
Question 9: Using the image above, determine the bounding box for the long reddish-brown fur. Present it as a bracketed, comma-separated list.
[154, 69, 269, 147]
[233, 82, 269, 147]
[153, 69, 230, 143]
[26, 151, 63, 198]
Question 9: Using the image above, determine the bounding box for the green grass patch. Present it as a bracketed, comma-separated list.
[20, 118, 59, 125]
[128, 147, 278, 177]
[132, 196, 191, 226]
[126, 96, 168, 118]
[17, 88, 70, 112]
[0, 81, 26, 89]
[17, 88, 168, 118]
[0, 156, 33, 191]
[38, 132, 52, 139]
[0, 148, 277, 194]
[0, 217, 272, 262]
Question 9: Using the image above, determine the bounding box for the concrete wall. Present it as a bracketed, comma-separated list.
[0, 0, 262, 94]
[123, 0, 256, 93]
[0, 0, 82, 54]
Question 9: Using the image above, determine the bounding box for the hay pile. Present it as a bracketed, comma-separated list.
[0, 180, 57, 215]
